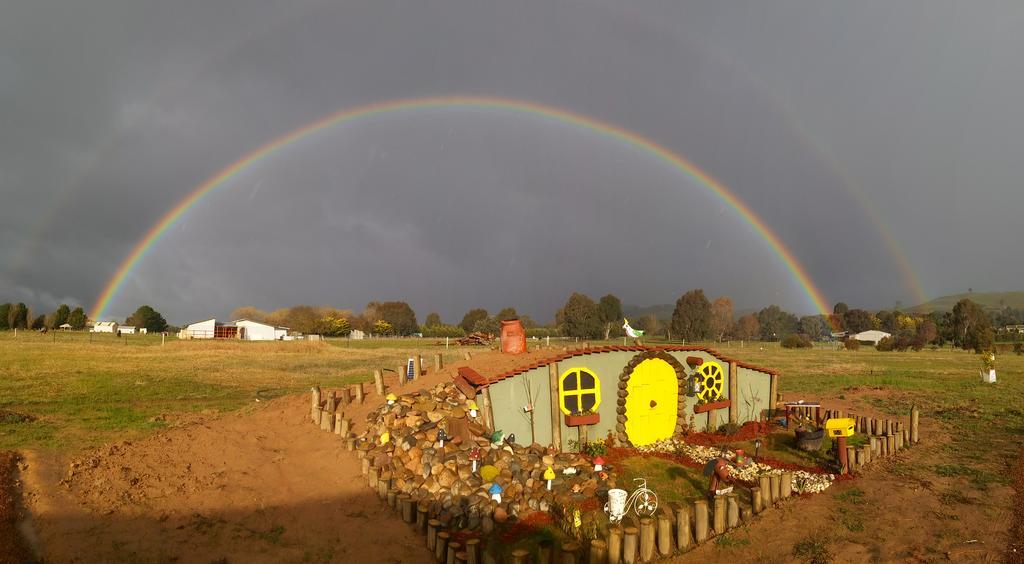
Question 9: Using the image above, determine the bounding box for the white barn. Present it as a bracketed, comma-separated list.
[234, 319, 288, 341]
[120, 325, 137, 335]
[91, 321, 118, 333]
[854, 330, 892, 346]
[180, 318, 217, 339]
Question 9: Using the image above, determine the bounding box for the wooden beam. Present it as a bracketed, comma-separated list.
[728, 361, 738, 424]
[549, 362, 562, 451]
[769, 373, 779, 417]
[480, 387, 495, 433]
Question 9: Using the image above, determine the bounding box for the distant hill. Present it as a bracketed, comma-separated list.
[908, 291, 1024, 313]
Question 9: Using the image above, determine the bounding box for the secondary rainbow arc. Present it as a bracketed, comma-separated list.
[90, 96, 832, 320]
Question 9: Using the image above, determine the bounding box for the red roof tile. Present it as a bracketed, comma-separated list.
[460, 345, 778, 391]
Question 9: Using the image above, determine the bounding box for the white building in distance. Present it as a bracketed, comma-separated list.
[853, 330, 892, 346]
[91, 321, 118, 333]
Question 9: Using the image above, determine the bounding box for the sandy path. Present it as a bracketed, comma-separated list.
[17, 362, 472, 563]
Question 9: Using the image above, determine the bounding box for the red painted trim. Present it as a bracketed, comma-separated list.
[565, 413, 600, 426]
[693, 399, 731, 413]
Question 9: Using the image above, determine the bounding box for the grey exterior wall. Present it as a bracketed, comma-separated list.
[482, 349, 773, 447]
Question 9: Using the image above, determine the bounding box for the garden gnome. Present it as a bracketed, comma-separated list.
[468, 400, 479, 418]
[386, 393, 397, 406]
[489, 483, 503, 503]
[703, 454, 737, 499]
[544, 466, 556, 490]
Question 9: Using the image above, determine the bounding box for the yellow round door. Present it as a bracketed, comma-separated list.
[624, 358, 679, 446]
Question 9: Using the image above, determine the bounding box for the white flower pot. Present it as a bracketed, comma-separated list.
[604, 488, 627, 522]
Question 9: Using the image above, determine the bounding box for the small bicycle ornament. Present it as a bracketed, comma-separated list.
[604, 478, 659, 523]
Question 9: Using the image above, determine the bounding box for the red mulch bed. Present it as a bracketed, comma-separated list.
[494, 511, 554, 544]
[1008, 447, 1024, 564]
[0, 451, 32, 564]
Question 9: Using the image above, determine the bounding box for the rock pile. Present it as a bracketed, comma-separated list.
[354, 383, 606, 531]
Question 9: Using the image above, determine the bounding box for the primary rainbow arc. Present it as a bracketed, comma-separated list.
[90, 96, 832, 320]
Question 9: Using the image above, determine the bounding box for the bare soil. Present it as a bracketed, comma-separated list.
[5, 349, 1019, 562]
[0, 450, 33, 564]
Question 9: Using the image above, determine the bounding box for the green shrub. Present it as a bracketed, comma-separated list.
[843, 338, 860, 351]
[781, 334, 813, 349]
[717, 422, 741, 436]
[420, 324, 466, 338]
[876, 336, 894, 352]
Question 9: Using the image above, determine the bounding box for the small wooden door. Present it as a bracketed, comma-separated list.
[624, 358, 678, 446]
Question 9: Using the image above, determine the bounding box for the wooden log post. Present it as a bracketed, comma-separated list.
[327, 390, 338, 414]
[712, 496, 726, 535]
[354, 382, 365, 404]
[417, 502, 429, 534]
[769, 474, 781, 504]
[607, 525, 624, 564]
[434, 353, 444, 371]
[463, 351, 472, 361]
[447, 542, 462, 564]
[427, 519, 441, 551]
[373, 370, 385, 395]
[413, 354, 422, 382]
[311, 386, 322, 422]
[361, 457, 370, 477]
[368, 466, 379, 489]
[560, 541, 580, 564]
[846, 446, 857, 472]
[887, 434, 896, 456]
[638, 517, 655, 561]
[911, 405, 920, 444]
[397, 365, 406, 388]
[436, 531, 451, 563]
[320, 408, 334, 432]
[341, 387, 352, 405]
[860, 444, 872, 466]
[675, 503, 692, 551]
[387, 489, 397, 508]
[508, 548, 528, 564]
[693, 499, 709, 543]
[622, 526, 639, 564]
[741, 507, 753, 523]
[400, 495, 415, 523]
[896, 430, 904, 451]
[454, 552, 468, 564]
[758, 476, 771, 507]
[339, 418, 351, 437]
[334, 412, 344, 435]
[588, 539, 607, 564]
[548, 363, 562, 451]
[726, 494, 739, 529]
[751, 486, 763, 514]
[465, 538, 480, 564]
[538, 540, 553, 563]
[780, 472, 793, 498]
[656, 510, 672, 557]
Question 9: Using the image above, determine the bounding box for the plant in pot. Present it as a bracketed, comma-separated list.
[793, 417, 825, 452]
[565, 409, 600, 427]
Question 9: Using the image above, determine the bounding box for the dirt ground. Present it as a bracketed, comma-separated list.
[6, 348, 1021, 562]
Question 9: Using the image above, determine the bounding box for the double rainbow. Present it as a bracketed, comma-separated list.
[90, 96, 831, 320]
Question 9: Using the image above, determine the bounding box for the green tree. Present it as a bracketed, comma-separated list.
[9, 303, 28, 329]
[671, 289, 712, 342]
[424, 312, 443, 327]
[798, 315, 830, 341]
[371, 301, 418, 336]
[321, 315, 352, 336]
[472, 316, 501, 335]
[373, 319, 393, 336]
[733, 314, 760, 341]
[68, 307, 87, 330]
[459, 308, 489, 333]
[597, 294, 623, 340]
[756, 305, 797, 340]
[952, 298, 994, 352]
[126, 305, 169, 332]
[0, 303, 10, 330]
[843, 309, 874, 334]
[31, 314, 46, 330]
[496, 307, 519, 322]
[833, 302, 849, 316]
[709, 296, 734, 342]
[557, 293, 602, 339]
[51, 304, 71, 328]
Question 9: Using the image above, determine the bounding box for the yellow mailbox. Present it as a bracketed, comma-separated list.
[825, 417, 855, 438]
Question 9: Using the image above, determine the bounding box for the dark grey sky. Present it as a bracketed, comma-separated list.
[2, 0, 1022, 325]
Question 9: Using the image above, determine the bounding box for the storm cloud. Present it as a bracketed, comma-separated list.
[2, 0, 1022, 324]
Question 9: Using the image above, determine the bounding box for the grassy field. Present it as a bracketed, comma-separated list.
[1, 332, 1021, 494]
[0, 331, 466, 450]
